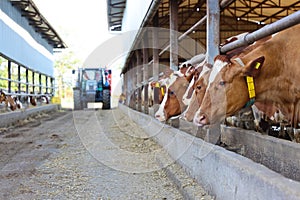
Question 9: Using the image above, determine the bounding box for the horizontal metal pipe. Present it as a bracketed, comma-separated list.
[220, 10, 300, 53]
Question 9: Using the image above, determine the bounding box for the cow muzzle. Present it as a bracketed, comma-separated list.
[193, 110, 209, 127]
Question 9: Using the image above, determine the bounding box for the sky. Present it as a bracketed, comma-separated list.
[33, 0, 113, 61]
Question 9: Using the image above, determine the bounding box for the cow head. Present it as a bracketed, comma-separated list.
[183, 66, 211, 121]
[194, 55, 265, 126]
[155, 75, 189, 122]
[0, 90, 6, 103]
[182, 64, 205, 106]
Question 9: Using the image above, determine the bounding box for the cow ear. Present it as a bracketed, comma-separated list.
[243, 56, 265, 78]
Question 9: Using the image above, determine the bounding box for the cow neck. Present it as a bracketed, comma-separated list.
[234, 58, 256, 108]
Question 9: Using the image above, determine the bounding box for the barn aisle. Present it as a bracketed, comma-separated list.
[0, 108, 212, 199]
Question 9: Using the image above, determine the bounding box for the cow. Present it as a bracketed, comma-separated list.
[141, 78, 168, 107]
[155, 73, 190, 122]
[142, 64, 190, 108]
[29, 92, 37, 106]
[182, 59, 207, 106]
[37, 94, 51, 105]
[194, 24, 300, 132]
[12, 95, 23, 109]
[182, 64, 212, 122]
[0, 90, 17, 111]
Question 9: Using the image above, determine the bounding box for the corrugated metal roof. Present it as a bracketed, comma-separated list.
[107, 0, 126, 31]
[10, 0, 67, 48]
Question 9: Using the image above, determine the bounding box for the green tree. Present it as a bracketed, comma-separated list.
[54, 51, 81, 98]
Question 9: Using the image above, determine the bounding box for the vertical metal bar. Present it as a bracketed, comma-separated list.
[132, 59, 137, 110]
[152, 12, 159, 82]
[206, 0, 220, 64]
[153, 12, 160, 105]
[32, 71, 35, 93]
[170, 0, 179, 71]
[18, 65, 21, 93]
[142, 32, 149, 114]
[26, 68, 29, 94]
[39, 73, 42, 94]
[51, 77, 54, 96]
[136, 50, 142, 112]
[124, 72, 129, 106]
[46, 76, 48, 94]
[8, 60, 11, 93]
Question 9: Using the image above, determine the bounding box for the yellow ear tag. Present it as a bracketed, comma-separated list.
[255, 62, 261, 69]
[161, 87, 165, 96]
[155, 82, 160, 88]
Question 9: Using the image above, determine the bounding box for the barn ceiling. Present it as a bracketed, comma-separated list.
[107, 0, 300, 74]
[107, 0, 126, 31]
[156, 0, 300, 43]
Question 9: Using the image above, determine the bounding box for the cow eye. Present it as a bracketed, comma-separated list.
[219, 81, 226, 86]
[169, 91, 175, 95]
[196, 85, 202, 90]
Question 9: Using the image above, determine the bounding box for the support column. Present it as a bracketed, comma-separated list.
[32, 71, 35, 93]
[169, 0, 179, 71]
[152, 12, 160, 104]
[129, 60, 136, 109]
[7, 60, 11, 93]
[124, 71, 129, 106]
[143, 32, 149, 114]
[45, 76, 48, 94]
[18, 65, 21, 93]
[25, 68, 29, 94]
[206, 0, 220, 65]
[136, 50, 142, 112]
[39, 73, 42, 94]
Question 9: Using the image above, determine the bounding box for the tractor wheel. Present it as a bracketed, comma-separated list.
[102, 89, 111, 109]
[73, 88, 82, 110]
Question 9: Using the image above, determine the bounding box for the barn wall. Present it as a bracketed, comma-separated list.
[0, 0, 53, 76]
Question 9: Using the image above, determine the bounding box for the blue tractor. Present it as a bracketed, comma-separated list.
[73, 68, 111, 110]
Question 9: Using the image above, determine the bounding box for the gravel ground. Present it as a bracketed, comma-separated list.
[0, 108, 212, 200]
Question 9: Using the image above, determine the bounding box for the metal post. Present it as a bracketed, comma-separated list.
[153, 12, 159, 82]
[39, 73, 42, 94]
[18, 65, 21, 93]
[25, 68, 29, 94]
[132, 59, 137, 110]
[136, 50, 142, 111]
[153, 12, 160, 104]
[7, 60, 11, 93]
[45, 76, 48, 94]
[50, 77, 54, 96]
[32, 71, 35, 93]
[170, 0, 179, 71]
[128, 63, 136, 109]
[206, 0, 220, 64]
[142, 33, 149, 114]
[124, 71, 129, 106]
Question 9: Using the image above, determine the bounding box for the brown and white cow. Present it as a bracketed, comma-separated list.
[182, 60, 207, 106]
[194, 24, 300, 129]
[183, 64, 212, 121]
[0, 90, 17, 111]
[155, 73, 190, 122]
